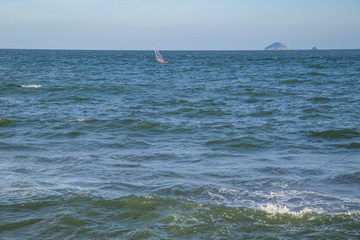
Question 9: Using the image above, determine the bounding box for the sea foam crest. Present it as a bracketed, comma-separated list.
[258, 204, 313, 217]
[20, 85, 42, 88]
[66, 119, 87, 122]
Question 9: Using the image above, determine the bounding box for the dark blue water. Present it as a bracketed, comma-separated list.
[1, 49, 359, 239]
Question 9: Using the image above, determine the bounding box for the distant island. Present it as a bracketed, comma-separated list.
[265, 42, 292, 50]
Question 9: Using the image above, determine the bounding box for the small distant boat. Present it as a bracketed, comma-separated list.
[154, 45, 165, 63]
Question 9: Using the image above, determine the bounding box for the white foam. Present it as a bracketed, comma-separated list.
[207, 190, 227, 202]
[67, 119, 87, 122]
[20, 85, 42, 88]
[207, 188, 358, 215]
[341, 211, 360, 216]
[258, 203, 313, 216]
[219, 188, 241, 195]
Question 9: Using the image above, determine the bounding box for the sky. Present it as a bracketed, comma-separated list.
[0, 0, 359, 50]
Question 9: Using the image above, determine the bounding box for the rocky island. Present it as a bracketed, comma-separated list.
[265, 42, 292, 50]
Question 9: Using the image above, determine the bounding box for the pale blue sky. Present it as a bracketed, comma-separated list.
[1, 0, 359, 50]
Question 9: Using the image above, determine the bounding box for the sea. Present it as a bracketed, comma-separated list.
[1, 49, 359, 239]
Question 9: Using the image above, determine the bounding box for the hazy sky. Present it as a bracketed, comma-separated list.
[1, 0, 359, 50]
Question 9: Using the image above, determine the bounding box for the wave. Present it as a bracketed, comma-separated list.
[258, 203, 313, 217]
[309, 129, 360, 140]
[1, 194, 359, 239]
[258, 166, 288, 175]
[66, 119, 88, 122]
[307, 72, 328, 76]
[0, 119, 12, 127]
[308, 97, 331, 102]
[0, 142, 36, 151]
[308, 64, 327, 69]
[0, 83, 18, 90]
[102, 118, 193, 135]
[329, 171, 360, 184]
[280, 78, 301, 84]
[72, 97, 92, 101]
[205, 137, 265, 150]
[19, 85, 42, 88]
[332, 142, 360, 149]
[248, 110, 273, 117]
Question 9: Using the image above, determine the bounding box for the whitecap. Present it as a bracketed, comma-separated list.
[258, 203, 313, 216]
[66, 119, 87, 122]
[20, 85, 42, 88]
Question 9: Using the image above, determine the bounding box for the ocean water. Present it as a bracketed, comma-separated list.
[0, 49, 359, 239]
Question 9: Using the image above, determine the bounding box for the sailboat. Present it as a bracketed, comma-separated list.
[154, 45, 165, 63]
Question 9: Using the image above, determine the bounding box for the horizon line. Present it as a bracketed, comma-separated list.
[1, 47, 359, 51]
